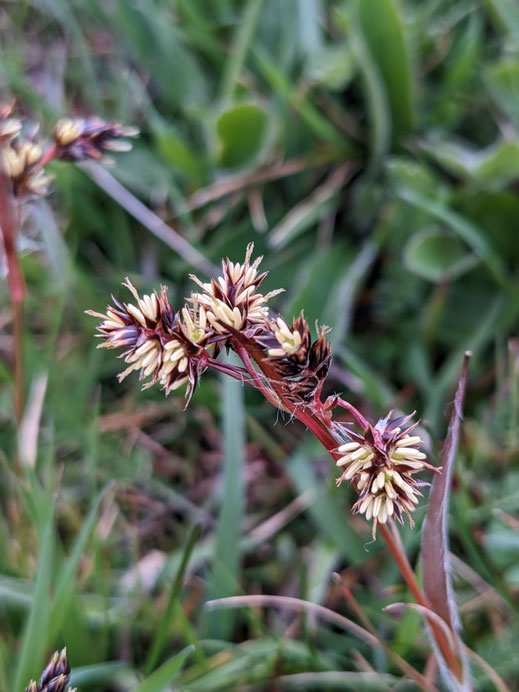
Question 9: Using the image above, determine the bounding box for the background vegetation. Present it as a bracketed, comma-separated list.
[1, 0, 519, 689]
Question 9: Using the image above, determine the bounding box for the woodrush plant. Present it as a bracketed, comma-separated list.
[88, 244, 471, 689]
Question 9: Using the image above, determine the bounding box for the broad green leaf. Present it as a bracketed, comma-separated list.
[253, 43, 352, 149]
[486, 58, 519, 126]
[151, 120, 204, 182]
[69, 662, 129, 688]
[306, 44, 356, 91]
[487, 0, 519, 49]
[349, 21, 390, 174]
[396, 186, 516, 295]
[421, 136, 519, 188]
[385, 156, 447, 198]
[356, 0, 414, 143]
[404, 227, 478, 282]
[216, 104, 269, 168]
[219, 0, 264, 103]
[454, 189, 519, 262]
[443, 12, 482, 90]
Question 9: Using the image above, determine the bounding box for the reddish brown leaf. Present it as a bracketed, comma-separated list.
[421, 351, 472, 690]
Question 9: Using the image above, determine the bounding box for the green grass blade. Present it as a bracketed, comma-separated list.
[205, 359, 246, 639]
[349, 18, 391, 174]
[13, 500, 56, 692]
[47, 483, 113, 642]
[134, 646, 194, 692]
[144, 522, 202, 675]
[288, 449, 366, 564]
[220, 0, 264, 104]
[253, 44, 352, 150]
[69, 662, 129, 688]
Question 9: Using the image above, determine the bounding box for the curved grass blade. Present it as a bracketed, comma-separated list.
[205, 357, 246, 639]
[48, 483, 113, 642]
[356, 0, 414, 144]
[145, 522, 202, 675]
[421, 352, 471, 690]
[13, 500, 55, 692]
[134, 646, 194, 692]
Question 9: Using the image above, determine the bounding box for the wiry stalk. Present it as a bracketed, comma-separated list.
[231, 336, 463, 683]
[0, 169, 25, 423]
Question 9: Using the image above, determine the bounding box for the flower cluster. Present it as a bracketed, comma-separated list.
[89, 244, 334, 408]
[53, 117, 138, 161]
[264, 314, 331, 402]
[87, 280, 214, 405]
[25, 648, 75, 692]
[1, 102, 50, 197]
[189, 243, 284, 334]
[336, 413, 436, 536]
[0, 102, 137, 199]
[89, 245, 436, 534]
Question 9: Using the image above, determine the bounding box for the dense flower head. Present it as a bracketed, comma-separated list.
[25, 647, 75, 692]
[86, 279, 212, 404]
[1, 105, 136, 201]
[53, 116, 138, 161]
[189, 243, 283, 336]
[88, 247, 335, 410]
[336, 413, 437, 536]
[1, 140, 51, 198]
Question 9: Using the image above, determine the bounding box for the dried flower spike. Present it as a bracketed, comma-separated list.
[336, 413, 438, 537]
[25, 647, 76, 692]
[54, 116, 138, 161]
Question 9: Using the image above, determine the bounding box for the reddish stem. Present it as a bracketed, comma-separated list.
[0, 170, 25, 423]
[232, 342, 463, 682]
[230, 340, 288, 411]
[336, 396, 371, 431]
[38, 143, 58, 169]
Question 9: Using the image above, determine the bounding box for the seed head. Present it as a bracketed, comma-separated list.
[336, 413, 437, 537]
[189, 243, 283, 336]
[25, 648, 76, 692]
[53, 116, 138, 161]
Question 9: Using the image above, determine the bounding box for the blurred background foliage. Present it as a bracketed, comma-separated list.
[1, 0, 519, 689]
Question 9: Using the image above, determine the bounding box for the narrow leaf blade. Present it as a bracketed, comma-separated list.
[421, 352, 472, 689]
